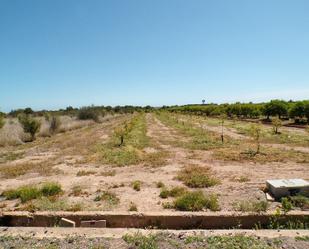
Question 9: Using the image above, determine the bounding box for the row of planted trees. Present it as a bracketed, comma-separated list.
[164, 100, 309, 123]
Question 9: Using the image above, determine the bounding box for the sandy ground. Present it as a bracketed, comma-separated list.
[0, 113, 308, 213]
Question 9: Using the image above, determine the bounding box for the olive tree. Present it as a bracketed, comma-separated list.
[18, 114, 41, 141]
[263, 100, 288, 119]
[249, 123, 262, 155]
[271, 117, 282, 134]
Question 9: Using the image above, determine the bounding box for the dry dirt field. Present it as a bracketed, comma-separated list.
[0, 112, 308, 214]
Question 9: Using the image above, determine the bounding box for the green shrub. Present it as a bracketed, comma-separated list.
[281, 197, 292, 213]
[159, 188, 169, 199]
[177, 165, 219, 188]
[174, 191, 219, 211]
[132, 180, 141, 191]
[77, 107, 99, 122]
[49, 116, 61, 134]
[18, 114, 41, 141]
[41, 182, 62, 196]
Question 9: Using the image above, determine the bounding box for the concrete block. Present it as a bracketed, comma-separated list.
[266, 179, 309, 199]
[59, 218, 75, 227]
[80, 220, 106, 228]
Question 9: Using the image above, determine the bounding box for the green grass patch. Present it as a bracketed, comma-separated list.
[2, 182, 62, 203]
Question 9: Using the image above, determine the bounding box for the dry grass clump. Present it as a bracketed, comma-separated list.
[0, 161, 57, 179]
[58, 116, 94, 133]
[22, 197, 83, 212]
[0, 120, 28, 146]
[94, 191, 119, 206]
[100, 169, 116, 176]
[156, 181, 165, 188]
[0, 151, 24, 163]
[233, 200, 268, 213]
[128, 202, 138, 211]
[177, 165, 220, 188]
[76, 170, 96, 176]
[159, 186, 187, 198]
[230, 175, 250, 183]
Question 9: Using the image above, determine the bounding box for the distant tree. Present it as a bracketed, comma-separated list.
[24, 107, 34, 115]
[18, 114, 41, 141]
[289, 101, 305, 122]
[263, 100, 288, 119]
[66, 106, 74, 111]
[272, 117, 282, 134]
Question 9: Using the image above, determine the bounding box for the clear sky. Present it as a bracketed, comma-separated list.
[0, 0, 309, 112]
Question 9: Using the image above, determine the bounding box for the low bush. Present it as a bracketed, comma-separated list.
[77, 107, 99, 122]
[174, 191, 220, 211]
[177, 165, 219, 188]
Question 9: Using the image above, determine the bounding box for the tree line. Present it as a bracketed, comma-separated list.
[163, 100, 309, 123]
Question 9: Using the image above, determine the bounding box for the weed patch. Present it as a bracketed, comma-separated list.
[173, 191, 220, 211]
[177, 165, 219, 188]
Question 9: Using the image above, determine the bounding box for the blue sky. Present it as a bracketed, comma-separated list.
[0, 0, 309, 112]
